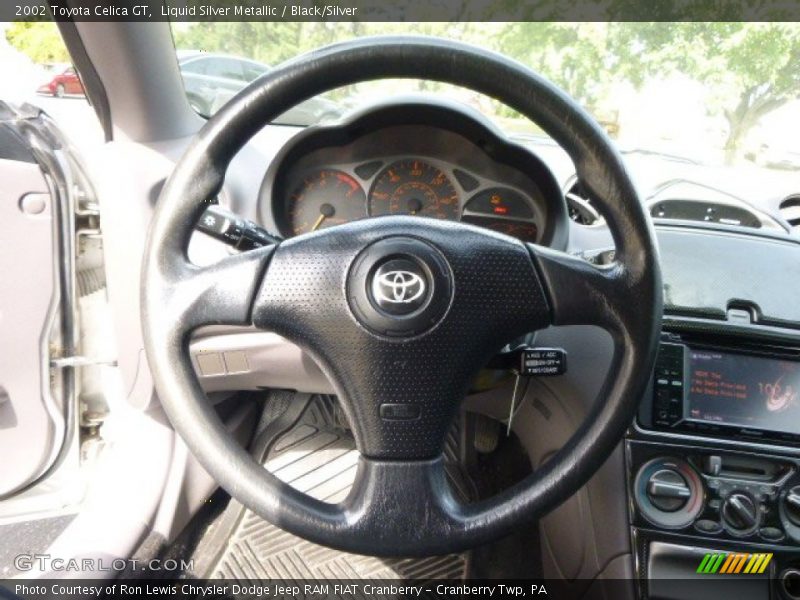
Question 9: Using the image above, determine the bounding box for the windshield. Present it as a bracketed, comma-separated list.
[171, 22, 800, 170]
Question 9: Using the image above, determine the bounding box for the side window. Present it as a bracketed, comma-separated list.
[181, 58, 208, 75]
[205, 58, 246, 81]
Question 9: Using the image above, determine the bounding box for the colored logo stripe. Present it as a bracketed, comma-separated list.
[697, 552, 772, 574]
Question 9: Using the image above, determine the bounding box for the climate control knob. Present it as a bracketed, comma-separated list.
[646, 469, 691, 512]
[783, 486, 800, 527]
[634, 457, 703, 529]
[722, 492, 759, 533]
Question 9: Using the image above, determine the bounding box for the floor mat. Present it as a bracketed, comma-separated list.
[0, 514, 76, 577]
[208, 418, 467, 580]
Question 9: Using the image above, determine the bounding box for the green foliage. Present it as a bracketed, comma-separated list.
[5, 22, 69, 64]
[498, 21, 800, 160]
[500, 23, 619, 108]
[616, 22, 800, 161]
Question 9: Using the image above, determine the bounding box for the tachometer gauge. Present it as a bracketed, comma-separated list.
[461, 187, 538, 243]
[369, 159, 459, 220]
[287, 169, 366, 235]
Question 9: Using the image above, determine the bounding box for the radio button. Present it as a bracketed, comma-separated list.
[703, 455, 722, 476]
[695, 519, 723, 534]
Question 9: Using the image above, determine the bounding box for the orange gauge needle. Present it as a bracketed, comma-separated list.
[311, 203, 336, 231]
[311, 213, 326, 231]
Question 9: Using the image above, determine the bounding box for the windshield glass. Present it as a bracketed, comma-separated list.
[171, 22, 800, 171]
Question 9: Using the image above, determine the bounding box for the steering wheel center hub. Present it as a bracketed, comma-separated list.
[348, 236, 453, 337]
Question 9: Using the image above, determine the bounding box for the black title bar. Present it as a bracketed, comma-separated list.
[6, 0, 800, 22]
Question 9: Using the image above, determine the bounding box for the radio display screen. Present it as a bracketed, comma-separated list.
[687, 348, 800, 435]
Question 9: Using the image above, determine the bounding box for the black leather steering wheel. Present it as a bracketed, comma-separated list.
[142, 37, 662, 557]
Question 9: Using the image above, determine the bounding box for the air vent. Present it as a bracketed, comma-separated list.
[779, 195, 800, 230]
[650, 199, 761, 229]
[565, 181, 603, 226]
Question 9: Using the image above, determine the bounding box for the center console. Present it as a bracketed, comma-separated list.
[628, 330, 800, 600]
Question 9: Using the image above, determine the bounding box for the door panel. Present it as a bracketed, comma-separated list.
[0, 158, 59, 495]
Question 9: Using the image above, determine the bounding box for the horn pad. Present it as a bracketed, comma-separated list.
[347, 236, 453, 337]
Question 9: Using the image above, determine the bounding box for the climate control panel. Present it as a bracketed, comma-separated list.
[628, 441, 800, 545]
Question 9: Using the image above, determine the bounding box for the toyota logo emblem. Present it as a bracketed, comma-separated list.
[348, 240, 451, 334]
[372, 270, 426, 304]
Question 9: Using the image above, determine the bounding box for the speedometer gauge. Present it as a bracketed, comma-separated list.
[287, 169, 366, 235]
[369, 159, 459, 220]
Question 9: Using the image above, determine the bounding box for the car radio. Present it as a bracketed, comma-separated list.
[639, 335, 800, 446]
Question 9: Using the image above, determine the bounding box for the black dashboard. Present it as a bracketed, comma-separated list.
[258, 100, 569, 249]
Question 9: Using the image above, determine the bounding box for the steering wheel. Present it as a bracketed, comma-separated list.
[142, 37, 662, 557]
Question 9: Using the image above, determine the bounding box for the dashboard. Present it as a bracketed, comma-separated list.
[258, 100, 569, 250]
[188, 94, 800, 594]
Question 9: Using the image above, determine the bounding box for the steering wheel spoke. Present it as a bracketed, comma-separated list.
[530, 245, 629, 330]
[336, 456, 465, 556]
[150, 246, 275, 339]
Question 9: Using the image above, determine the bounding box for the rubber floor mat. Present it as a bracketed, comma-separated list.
[209, 422, 467, 580]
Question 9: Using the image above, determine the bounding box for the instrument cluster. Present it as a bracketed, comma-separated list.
[283, 158, 540, 243]
[261, 101, 569, 248]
